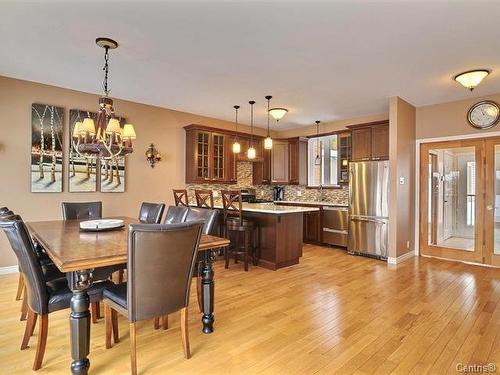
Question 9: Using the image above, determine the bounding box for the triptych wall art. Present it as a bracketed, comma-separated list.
[31, 103, 127, 193]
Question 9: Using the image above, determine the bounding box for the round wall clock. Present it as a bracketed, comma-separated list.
[467, 100, 500, 129]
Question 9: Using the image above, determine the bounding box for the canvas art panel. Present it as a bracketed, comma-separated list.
[69, 109, 98, 192]
[31, 104, 64, 193]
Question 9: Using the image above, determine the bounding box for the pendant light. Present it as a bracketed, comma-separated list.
[264, 95, 273, 150]
[232, 105, 241, 153]
[314, 120, 321, 165]
[247, 100, 256, 159]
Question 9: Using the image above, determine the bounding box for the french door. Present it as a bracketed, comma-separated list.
[420, 137, 500, 266]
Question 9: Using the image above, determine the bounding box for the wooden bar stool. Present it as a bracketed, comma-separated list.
[173, 189, 189, 206]
[221, 190, 258, 271]
[195, 189, 214, 209]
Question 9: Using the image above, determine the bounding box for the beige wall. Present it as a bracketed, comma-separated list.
[416, 92, 500, 140]
[275, 113, 388, 138]
[388, 97, 416, 258]
[0, 76, 269, 267]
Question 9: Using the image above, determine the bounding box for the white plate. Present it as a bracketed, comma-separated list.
[80, 219, 125, 231]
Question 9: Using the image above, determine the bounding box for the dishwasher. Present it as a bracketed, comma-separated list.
[322, 206, 348, 247]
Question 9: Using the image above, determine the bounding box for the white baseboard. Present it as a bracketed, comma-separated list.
[0, 265, 18, 275]
[387, 251, 415, 265]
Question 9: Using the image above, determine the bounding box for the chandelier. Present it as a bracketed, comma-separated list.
[73, 37, 136, 160]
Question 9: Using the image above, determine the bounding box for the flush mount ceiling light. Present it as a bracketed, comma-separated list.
[454, 69, 490, 91]
[73, 37, 136, 160]
[269, 107, 288, 122]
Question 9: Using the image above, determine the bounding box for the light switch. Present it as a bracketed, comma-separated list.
[399, 177, 405, 185]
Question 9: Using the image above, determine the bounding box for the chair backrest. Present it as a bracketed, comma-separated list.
[173, 189, 189, 207]
[185, 207, 218, 235]
[0, 215, 48, 315]
[164, 205, 189, 224]
[138, 202, 166, 224]
[127, 221, 204, 322]
[221, 190, 243, 225]
[62, 201, 102, 220]
[0, 207, 10, 215]
[195, 189, 214, 209]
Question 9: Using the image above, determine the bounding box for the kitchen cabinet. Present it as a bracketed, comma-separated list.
[185, 126, 235, 183]
[271, 140, 289, 184]
[338, 132, 351, 184]
[303, 210, 322, 243]
[348, 121, 389, 161]
[253, 141, 271, 185]
[288, 137, 308, 185]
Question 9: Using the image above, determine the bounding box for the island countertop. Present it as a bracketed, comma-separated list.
[209, 202, 320, 214]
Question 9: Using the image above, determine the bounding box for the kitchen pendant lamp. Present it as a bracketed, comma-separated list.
[315, 120, 321, 165]
[247, 100, 256, 159]
[232, 105, 241, 153]
[264, 95, 273, 150]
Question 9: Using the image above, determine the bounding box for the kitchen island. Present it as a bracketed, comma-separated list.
[211, 203, 319, 270]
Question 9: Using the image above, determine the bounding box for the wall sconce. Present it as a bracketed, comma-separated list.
[145, 143, 161, 168]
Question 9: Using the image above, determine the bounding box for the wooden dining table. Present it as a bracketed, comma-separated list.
[26, 217, 230, 375]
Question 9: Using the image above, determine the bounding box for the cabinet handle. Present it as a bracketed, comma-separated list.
[372, 157, 381, 160]
[361, 157, 370, 161]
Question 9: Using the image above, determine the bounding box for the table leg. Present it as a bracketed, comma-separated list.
[201, 250, 215, 334]
[69, 269, 93, 375]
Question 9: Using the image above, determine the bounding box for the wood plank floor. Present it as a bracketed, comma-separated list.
[1, 244, 500, 374]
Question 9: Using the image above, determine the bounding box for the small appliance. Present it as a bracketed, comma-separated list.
[272, 186, 285, 201]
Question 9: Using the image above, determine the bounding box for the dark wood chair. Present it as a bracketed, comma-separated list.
[221, 190, 259, 271]
[195, 189, 214, 209]
[173, 189, 189, 207]
[0, 215, 113, 371]
[103, 221, 204, 375]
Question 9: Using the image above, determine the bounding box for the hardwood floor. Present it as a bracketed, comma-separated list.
[1, 244, 500, 374]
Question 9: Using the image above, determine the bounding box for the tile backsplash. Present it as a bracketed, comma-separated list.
[185, 161, 349, 205]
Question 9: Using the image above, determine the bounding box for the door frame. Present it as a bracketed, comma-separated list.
[484, 138, 500, 267]
[415, 131, 500, 260]
[419, 139, 485, 263]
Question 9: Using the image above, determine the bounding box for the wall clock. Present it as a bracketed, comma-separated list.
[467, 100, 500, 129]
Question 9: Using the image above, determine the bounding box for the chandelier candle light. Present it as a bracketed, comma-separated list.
[73, 37, 136, 160]
[232, 105, 241, 153]
[264, 95, 273, 150]
[247, 101, 256, 159]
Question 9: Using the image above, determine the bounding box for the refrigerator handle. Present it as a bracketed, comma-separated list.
[350, 217, 386, 225]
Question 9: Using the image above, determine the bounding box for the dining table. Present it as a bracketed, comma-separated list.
[26, 216, 230, 375]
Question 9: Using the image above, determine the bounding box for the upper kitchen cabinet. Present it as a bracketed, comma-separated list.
[348, 120, 389, 161]
[288, 137, 307, 185]
[271, 140, 289, 184]
[253, 139, 271, 185]
[185, 125, 236, 184]
[262, 137, 307, 185]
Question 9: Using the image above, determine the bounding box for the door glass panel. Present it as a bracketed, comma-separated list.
[427, 146, 475, 251]
[494, 145, 500, 254]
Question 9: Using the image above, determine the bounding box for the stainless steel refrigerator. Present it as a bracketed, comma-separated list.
[348, 160, 389, 259]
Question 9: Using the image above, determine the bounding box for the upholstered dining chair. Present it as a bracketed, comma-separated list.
[62, 201, 102, 220]
[173, 189, 189, 207]
[138, 202, 166, 224]
[0, 215, 113, 371]
[163, 205, 189, 224]
[103, 221, 204, 375]
[61, 201, 123, 322]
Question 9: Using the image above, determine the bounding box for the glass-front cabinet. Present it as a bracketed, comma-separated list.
[185, 126, 236, 184]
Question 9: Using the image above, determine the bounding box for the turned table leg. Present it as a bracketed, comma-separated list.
[201, 250, 215, 334]
[69, 269, 93, 375]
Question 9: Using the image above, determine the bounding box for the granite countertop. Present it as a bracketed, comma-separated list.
[207, 202, 320, 214]
[274, 200, 349, 208]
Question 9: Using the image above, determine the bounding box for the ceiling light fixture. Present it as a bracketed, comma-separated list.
[232, 105, 241, 153]
[74, 37, 136, 160]
[269, 107, 288, 122]
[454, 69, 490, 91]
[247, 100, 256, 160]
[315, 120, 321, 165]
[264, 95, 273, 150]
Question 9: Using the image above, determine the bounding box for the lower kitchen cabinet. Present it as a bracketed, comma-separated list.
[303, 209, 322, 243]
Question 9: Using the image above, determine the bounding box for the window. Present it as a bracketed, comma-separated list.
[307, 134, 338, 187]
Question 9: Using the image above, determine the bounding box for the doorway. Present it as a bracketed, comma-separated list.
[420, 139, 487, 264]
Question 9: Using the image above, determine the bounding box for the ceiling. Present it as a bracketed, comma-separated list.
[1, 0, 500, 130]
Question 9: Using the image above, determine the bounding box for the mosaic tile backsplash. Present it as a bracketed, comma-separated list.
[186, 161, 349, 205]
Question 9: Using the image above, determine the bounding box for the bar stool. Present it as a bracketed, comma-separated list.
[173, 189, 189, 206]
[195, 189, 214, 208]
[221, 190, 259, 271]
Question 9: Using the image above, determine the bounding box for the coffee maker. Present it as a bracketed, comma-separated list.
[272, 186, 285, 201]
